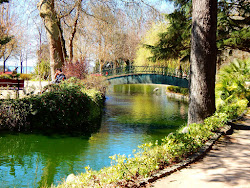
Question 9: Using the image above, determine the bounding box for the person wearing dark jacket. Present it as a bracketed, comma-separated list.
[53, 68, 66, 83]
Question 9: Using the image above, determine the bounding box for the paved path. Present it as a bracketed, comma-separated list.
[150, 113, 250, 188]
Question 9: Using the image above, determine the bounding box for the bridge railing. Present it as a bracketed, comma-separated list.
[100, 66, 189, 78]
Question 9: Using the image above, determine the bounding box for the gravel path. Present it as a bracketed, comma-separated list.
[150, 114, 250, 188]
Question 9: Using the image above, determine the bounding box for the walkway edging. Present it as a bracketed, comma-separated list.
[139, 124, 232, 187]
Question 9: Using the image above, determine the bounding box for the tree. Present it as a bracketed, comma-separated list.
[217, 0, 250, 52]
[38, 0, 67, 80]
[145, 9, 191, 63]
[0, 38, 18, 72]
[0, 0, 10, 45]
[67, 0, 82, 63]
[0, 2, 22, 72]
[134, 22, 170, 66]
[145, 0, 249, 66]
[188, 0, 217, 124]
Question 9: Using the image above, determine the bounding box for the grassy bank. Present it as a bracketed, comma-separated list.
[52, 59, 249, 188]
[166, 85, 189, 96]
[0, 78, 105, 133]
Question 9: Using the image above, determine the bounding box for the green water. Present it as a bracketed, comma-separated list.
[0, 84, 188, 187]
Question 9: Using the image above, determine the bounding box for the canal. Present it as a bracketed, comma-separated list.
[0, 84, 188, 187]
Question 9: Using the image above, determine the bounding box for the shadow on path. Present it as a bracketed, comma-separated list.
[150, 114, 250, 188]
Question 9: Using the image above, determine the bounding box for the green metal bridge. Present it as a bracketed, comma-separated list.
[99, 66, 189, 88]
[102, 66, 189, 78]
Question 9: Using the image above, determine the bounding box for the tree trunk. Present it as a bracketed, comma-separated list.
[37, 0, 66, 80]
[69, 0, 82, 63]
[188, 0, 217, 124]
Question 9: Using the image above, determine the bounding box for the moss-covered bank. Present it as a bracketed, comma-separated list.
[0, 79, 105, 133]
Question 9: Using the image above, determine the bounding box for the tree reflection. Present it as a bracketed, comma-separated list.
[0, 130, 98, 187]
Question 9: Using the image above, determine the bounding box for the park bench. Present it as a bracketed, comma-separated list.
[0, 79, 24, 98]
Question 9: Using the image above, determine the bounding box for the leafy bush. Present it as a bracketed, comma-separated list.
[0, 79, 104, 132]
[167, 85, 189, 96]
[20, 74, 33, 80]
[34, 59, 51, 80]
[0, 74, 11, 79]
[63, 58, 89, 80]
[216, 58, 250, 108]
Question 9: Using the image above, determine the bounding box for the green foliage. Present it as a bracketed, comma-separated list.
[145, 10, 191, 63]
[216, 58, 250, 117]
[34, 60, 51, 80]
[167, 85, 189, 96]
[217, 0, 250, 52]
[19, 74, 33, 80]
[0, 74, 11, 79]
[134, 22, 169, 66]
[217, 99, 248, 119]
[141, 0, 249, 69]
[0, 79, 104, 132]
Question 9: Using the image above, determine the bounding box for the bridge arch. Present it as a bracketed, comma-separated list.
[106, 73, 189, 88]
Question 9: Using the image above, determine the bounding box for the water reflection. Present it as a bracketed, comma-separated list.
[0, 84, 188, 187]
[0, 133, 91, 187]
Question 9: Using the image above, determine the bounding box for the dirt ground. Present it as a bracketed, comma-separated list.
[149, 114, 250, 188]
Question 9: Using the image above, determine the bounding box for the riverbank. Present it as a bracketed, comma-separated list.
[150, 112, 250, 188]
[166, 92, 188, 102]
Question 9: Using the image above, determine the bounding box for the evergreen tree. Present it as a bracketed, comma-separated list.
[188, 0, 217, 124]
[217, 0, 250, 52]
[144, 9, 191, 62]
[146, 0, 249, 64]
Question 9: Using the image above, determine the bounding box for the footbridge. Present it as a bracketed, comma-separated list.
[101, 66, 189, 88]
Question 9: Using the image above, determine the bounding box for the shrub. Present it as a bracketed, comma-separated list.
[0, 74, 11, 79]
[0, 79, 104, 132]
[34, 59, 51, 80]
[216, 58, 250, 109]
[20, 74, 33, 80]
[63, 58, 88, 80]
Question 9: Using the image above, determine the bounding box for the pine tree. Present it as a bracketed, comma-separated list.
[145, 9, 191, 62]
[217, 0, 250, 52]
[188, 0, 217, 124]
[146, 0, 249, 64]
